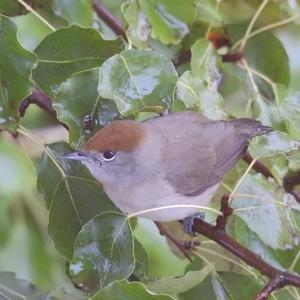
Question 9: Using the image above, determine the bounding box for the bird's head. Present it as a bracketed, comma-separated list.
[63, 120, 146, 184]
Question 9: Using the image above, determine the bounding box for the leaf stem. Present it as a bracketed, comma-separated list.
[15, 0, 55, 31]
[238, 0, 270, 51]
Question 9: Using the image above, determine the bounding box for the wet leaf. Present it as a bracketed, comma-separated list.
[37, 142, 117, 259]
[122, 0, 150, 48]
[52, 0, 93, 27]
[138, 0, 194, 45]
[232, 174, 298, 249]
[92, 280, 175, 300]
[98, 49, 178, 116]
[32, 25, 124, 96]
[0, 15, 37, 131]
[70, 213, 134, 292]
[147, 264, 214, 295]
[54, 68, 121, 149]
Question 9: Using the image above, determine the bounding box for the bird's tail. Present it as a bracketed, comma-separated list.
[229, 118, 273, 138]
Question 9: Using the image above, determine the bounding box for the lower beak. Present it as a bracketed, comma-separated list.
[61, 151, 90, 161]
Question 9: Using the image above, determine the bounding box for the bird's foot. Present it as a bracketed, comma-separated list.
[183, 212, 205, 236]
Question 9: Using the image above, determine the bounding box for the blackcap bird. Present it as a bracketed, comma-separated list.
[63, 111, 272, 222]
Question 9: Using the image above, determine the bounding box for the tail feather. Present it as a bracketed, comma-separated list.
[229, 118, 273, 138]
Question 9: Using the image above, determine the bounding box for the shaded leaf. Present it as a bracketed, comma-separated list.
[0, 0, 50, 16]
[54, 68, 121, 149]
[37, 142, 117, 259]
[232, 174, 298, 249]
[133, 238, 149, 280]
[52, 0, 93, 27]
[0, 15, 37, 131]
[138, 0, 194, 45]
[70, 213, 134, 292]
[98, 49, 178, 116]
[147, 264, 214, 295]
[92, 280, 175, 300]
[218, 272, 262, 299]
[122, 0, 150, 48]
[32, 25, 124, 95]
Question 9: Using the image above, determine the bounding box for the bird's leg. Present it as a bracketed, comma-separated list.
[154, 221, 200, 262]
[183, 212, 205, 236]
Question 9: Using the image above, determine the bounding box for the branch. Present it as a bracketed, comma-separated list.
[189, 195, 300, 299]
[92, 1, 127, 41]
[19, 88, 69, 130]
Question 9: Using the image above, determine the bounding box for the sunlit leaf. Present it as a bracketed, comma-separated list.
[37, 142, 117, 259]
[122, 0, 150, 48]
[0, 15, 37, 131]
[32, 25, 124, 95]
[92, 280, 175, 300]
[54, 68, 121, 149]
[98, 49, 178, 116]
[138, 0, 194, 45]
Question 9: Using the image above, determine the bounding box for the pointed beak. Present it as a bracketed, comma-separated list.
[61, 151, 90, 161]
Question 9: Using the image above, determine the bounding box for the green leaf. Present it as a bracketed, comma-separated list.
[32, 25, 124, 96]
[147, 264, 214, 295]
[92, 280, 175, 300]
[176, 39, 226, 120]
[133, 238, 149, 280]
[0, 15, 37, 131]
[52, 0, 93, 27]
[98, 49, 178, 116]
[0, 272, 44, 299]
[218, 272, 262, 299]
[249, 131, 300, 159]
[138, 0, 194, 45]
[232, 174, 297, 249]
[245, 32, 290, 90]
[0, 138, 35, 195]
[70, 213, 134, 292]
[122, 0, 150, 48]
[0, 0, 50, 16]
[37, 142, 117, 259]
[54, 68, 121, 149]
[176, 71, 226, 120]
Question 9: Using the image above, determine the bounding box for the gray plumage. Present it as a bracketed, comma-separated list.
[144, 112, 272, 197]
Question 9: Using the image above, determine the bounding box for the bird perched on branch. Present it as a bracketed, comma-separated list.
[64, 111, 272, 224]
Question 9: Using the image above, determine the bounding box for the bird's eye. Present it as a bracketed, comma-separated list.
[102, 150, 116, 161]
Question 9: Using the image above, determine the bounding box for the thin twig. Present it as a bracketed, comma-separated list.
[19, 88, 68, 130]
[92, 1, 127, 41]
[16, 0, 55, 31]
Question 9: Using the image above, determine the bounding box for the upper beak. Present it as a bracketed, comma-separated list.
[61, 151, 90, 161]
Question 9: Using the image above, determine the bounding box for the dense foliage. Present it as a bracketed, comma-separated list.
[1, 0, 300, 299]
